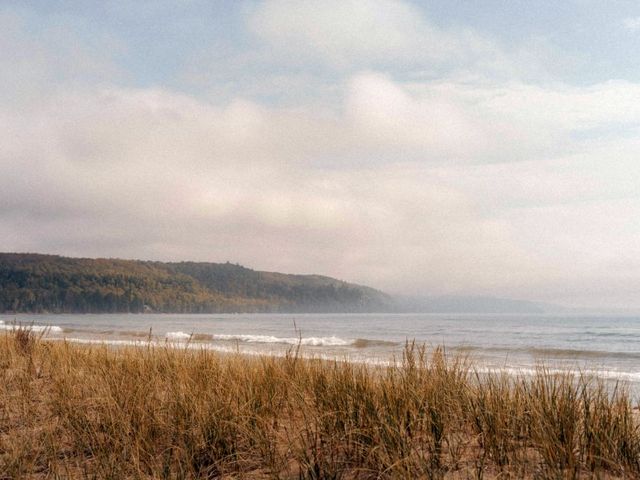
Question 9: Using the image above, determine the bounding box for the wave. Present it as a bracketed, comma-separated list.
[474, 365, 640, 383]
[0, 321, 62, 334]
[454, 345, 640, 361]
[527, 347, 640, 360]
[190, 333, 214, 341]
[212, 333, 350, 346]
[119, 330, 153, 338]
[51, 338, 150, 347]
[166, 331, 192, 341]
[352, 338, 399, 348]
[164, 332, 215, 342]
[49, 337, 389, 365]
[40, 336, 640, 385]
[162, 331, 391, 347]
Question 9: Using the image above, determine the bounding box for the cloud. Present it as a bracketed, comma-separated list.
[4, 2, 640, 308]
[3, 71, 640, 307]
[246, 0, 499, 71]
[623, 16, 640, 32]
[181, 0, 560, 106]
[344, 72, 549, 163]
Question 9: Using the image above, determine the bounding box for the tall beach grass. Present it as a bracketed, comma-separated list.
[0, 329, 638, 478]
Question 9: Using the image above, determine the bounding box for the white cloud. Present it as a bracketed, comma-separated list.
[623, 16, 640, 32]
[181, 0, 558, 105]
[483, 80, 640, 130]
[3, 72, 640, 307]
[344, 72, 548, 162]
[246, 0, 499, 70]
[4, 2, 640, 308]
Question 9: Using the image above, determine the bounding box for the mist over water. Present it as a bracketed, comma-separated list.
[3, 312, 640, 390]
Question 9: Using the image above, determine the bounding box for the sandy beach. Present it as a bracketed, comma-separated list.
[1, 328, 639, 479]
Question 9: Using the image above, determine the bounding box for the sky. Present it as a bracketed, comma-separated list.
[2, 1, 640, 308]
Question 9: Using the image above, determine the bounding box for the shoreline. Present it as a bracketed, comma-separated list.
[2, 330, 640, 478]
[4, 315, 640, 392]
[49, 334, 640, 387]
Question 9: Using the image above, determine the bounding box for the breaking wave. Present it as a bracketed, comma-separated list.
[474, 366, 640, 383]
[212, 333, 351, 346]
[0, 320, 62, 334]
[162, 332, 394, 347]
[166, 331, 192, 341]
[36, 335, 640, 385]
[454, 344, 640, 361]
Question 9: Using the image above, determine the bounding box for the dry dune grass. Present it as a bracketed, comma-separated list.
[0, 329, 639, 479]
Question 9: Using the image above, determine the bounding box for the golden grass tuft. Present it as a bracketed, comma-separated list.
[0, 333, 638, 478]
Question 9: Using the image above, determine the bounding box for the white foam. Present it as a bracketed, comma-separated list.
[48, 336, 273, 356]
[50, 336, 370, 365]
[165, 331, 191, 341]
[0, 323, 62, 333]
[473, 365, 640, 384]
[211, 334, 351, 346]
[50, 337, 149, 347]
[36, 336, 640, 388]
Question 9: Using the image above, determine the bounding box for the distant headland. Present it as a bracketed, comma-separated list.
[0, 253, 559, 315]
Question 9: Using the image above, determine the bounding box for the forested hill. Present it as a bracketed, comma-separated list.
[0, 253, 393, 314]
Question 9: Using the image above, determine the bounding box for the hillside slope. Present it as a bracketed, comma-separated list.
[0, 253, 393, 313]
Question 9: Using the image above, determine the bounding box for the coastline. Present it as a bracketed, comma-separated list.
[4, 315, 640, 394]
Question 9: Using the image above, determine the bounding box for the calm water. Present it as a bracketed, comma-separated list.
[2, 312, 640, 389]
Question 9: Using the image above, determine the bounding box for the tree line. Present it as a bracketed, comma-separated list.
[0, 253, 391, 314]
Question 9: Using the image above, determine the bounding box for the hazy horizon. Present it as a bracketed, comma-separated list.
[2, 1, 640, 308]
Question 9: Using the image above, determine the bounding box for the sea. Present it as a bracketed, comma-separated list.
[2, 312, 640, 393]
